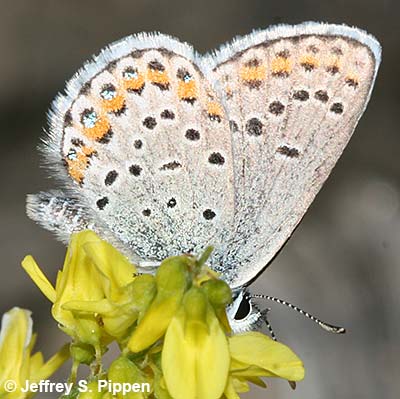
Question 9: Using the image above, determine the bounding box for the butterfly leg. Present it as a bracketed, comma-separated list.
[253, 302, 277, 341]
[263, 311, 277, 342]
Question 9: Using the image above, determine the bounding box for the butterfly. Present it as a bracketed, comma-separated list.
[27, 22, 381, 333]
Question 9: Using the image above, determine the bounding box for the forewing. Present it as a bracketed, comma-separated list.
[205, 23, 381, 288]
[43, 34, 235, 266]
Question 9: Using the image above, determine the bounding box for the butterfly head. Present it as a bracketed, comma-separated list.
[227, 289, 266, 333]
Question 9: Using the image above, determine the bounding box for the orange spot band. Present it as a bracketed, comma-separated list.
[207, 101, 223, 117]
[300, 55, 319, 68]
[239, 65, 266, 82]
[123, 73, 145, 91]
[66, 146, 95, 183]
[147, 69, 170, 85]
[178, 80, 197, 100]
[82, 114, 110, 141]
[271, 57, 292, 76]
[101, 94, 125, 113]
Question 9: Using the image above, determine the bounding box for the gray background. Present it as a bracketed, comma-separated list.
[0, 0, 398, 398]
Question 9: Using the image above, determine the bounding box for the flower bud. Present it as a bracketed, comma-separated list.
[201, 280, 232, 308]
[155, 256, 191, 293]
[108, 357, 147, 399]
[182, 287, 208, 337]
[70, 343, 95, 365]
[128, 274, 157, 322]
[201, 280, 232, 332]
[127, 257, 190, 353]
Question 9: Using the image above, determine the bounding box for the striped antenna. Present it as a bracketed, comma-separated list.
[250, 294, 346, 334]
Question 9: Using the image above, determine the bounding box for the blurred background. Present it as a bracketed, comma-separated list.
[0, 0, 398, 398]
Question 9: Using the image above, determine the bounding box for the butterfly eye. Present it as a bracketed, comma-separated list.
[122, 67, 138, 80]
[234, 295, 252, 321]
[100, 84, 117, 100]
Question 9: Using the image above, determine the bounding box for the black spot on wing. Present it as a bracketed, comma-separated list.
[314, 90, 329, 103]
[160, 110, 175, 120]
[105, 170, 118, 186]
[276, 145, 300, 158]
[143, 117, 157, 129]
[167, 198, 177, 208]
[129, 164, 142, 176]
[208, 152, 225, 165]
[269, 101, 285, 115]
[203, 209, 216, 220]
[97, 129, 113, 144]
[96, 197, 109, 210]
[142, 209, 151, 216]
[246, 118, 263, 136]
[293, 90, 309, 101]
[330, 102, 344, 114]
[160, 161, 182, 171]
[134, 139, 143, 149]
[185, 129, 200, 141]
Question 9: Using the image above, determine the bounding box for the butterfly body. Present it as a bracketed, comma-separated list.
[28, 22, 381, 296]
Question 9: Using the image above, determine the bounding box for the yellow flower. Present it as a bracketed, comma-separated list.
[61, 232, 141, 340]
[127, 256, 190, 353]
[162, 287, 230, 399]
[228, 331, 304, 380]
[0, 307, 68, 399]
[224, 331, 305, 398]
[22, 232, 104, 347]
[21, 231, 306, 398]
[22, 231, 139, 350]
[108, 356, 150, 399]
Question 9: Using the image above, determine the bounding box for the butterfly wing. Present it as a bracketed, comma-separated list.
[27, 191, 94, 243]
[204, 23, 381, 288]
[30, 33, 236, 266]
[28, 24, 381, 287]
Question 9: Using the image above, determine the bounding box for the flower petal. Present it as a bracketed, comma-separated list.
[0, 308, 32, 389]
[21, 256, 56, 303]
[231, 377, 250, 393]
[229, 332, 305, 381]
[52, 232, 105, 344]
[223, 377, 241, 399]
[30, 344, 70, 382]
[230, 363, 275, 378]
[83, 234, 137, 300]
[162, 289, 230, 399]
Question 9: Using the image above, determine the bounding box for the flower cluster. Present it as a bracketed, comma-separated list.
[0, 231, 304, 398]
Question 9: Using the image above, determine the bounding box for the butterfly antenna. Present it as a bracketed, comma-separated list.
[250, 294, 346, 334]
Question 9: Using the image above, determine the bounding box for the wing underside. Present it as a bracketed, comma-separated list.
[207, 23, 380, 287]
[28, 23, 381, 289]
